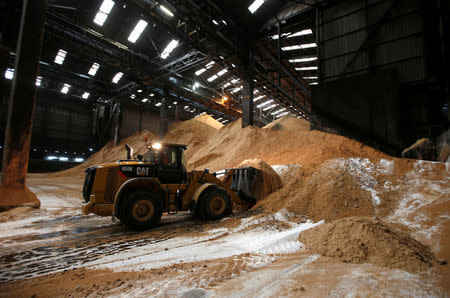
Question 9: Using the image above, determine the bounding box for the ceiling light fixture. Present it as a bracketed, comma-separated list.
[160, 5, 174, 17]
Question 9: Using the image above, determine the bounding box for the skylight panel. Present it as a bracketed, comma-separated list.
[263, 104, 277, 111]
[205, 61, 215, 68]
[310, 82, 318, 85]
[248, 0, 266, 14]
[88, 62, 100, 76]
[256, 99, 274, 108]
[93, 12, 108, 26]
[130, 94, 136, 99]
[141, 98, 149, 102]
[231, 78, 239, 84]
[4, 68, 14, 80]
[282, 43, 317, 51]
[161, 39, 179, 60]
[99, 0, 115, 14]
[82, 92, 90, 99]
[253, 95, 265, 102]
[271, 32, 290, 40]
[54, 49, 67, 65]
[128, 20, 148, 43]
[223, 82, 231, 88]
[61, 83, 71, 94]
[160, 5, 174, 17]
[288, 29, 313, 38]
[231, 86, 242, 94]
[295, 66, 318, 71]
[112, 72, 123, 83]
[276, 111, 289, 118]
[35, 76, 42, 86]
[217, 68, 228, 76]
[155, 102, 162, 107]
[195, 68, 206, 76]
[271, 108, 286, 115]
[207, 74, 218, 82]
[93, 0, 114, 26]
[289, 57, 317, 63]
[303, 76, 318, 79]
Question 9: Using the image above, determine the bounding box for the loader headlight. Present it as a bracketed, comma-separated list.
[152, 142, 162, 150]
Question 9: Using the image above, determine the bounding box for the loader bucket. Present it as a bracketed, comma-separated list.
[230, 167, 263, 203]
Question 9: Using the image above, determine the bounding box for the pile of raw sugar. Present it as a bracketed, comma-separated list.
[298, 216, 437, 272]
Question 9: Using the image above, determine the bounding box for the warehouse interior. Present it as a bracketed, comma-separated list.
[0, 0, 449, 296]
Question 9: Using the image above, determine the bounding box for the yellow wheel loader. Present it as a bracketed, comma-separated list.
[82, 142, 263, 230]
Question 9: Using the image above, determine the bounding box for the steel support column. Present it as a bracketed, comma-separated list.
[241, 49, 254, 128]
[0, 0, 47, 210]
[175, 98, 182, 121]
[159, 91, 169, 138]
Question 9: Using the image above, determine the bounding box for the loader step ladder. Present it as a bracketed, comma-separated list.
[167, 191, 179, 214]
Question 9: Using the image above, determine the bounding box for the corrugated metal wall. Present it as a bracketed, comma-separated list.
[319, 0, 425, 84]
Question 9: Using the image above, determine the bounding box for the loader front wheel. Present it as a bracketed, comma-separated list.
[199, 188, 231, 220]
[120, 191, 162, 230]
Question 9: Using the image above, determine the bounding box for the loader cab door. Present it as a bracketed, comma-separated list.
[157, 146, 187, 184]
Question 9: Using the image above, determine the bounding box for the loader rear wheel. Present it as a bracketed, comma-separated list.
[199, 188, 231, 220]
[120, 191, 162, 230]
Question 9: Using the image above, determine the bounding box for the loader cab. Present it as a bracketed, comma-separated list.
[144, 143, 187, 184]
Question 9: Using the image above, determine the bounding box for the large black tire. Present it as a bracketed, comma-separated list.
[119, 191, 162, 230]
[198, 188, 231, 220]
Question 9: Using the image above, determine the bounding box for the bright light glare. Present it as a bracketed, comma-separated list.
[160, 5, 174, 17]
[61, 83, 71, 94]
[35, 76, 42, 86]
[248, 0, 266, 14]
[161, 39, 179, 59]
[46, 156, 58, 160]
[59, 157, 69, 161]
[74, 158, 85, 162]
[141, 98, 149, 102]
[5, 68, 14, 80]
[112, 72, 123, 83]
[128, 20, 148, 43]
[152, 142, 162, 150]
[88, 63, 100, 76]
[54, 49, 67, 65]
[82, 92, 90, 99]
